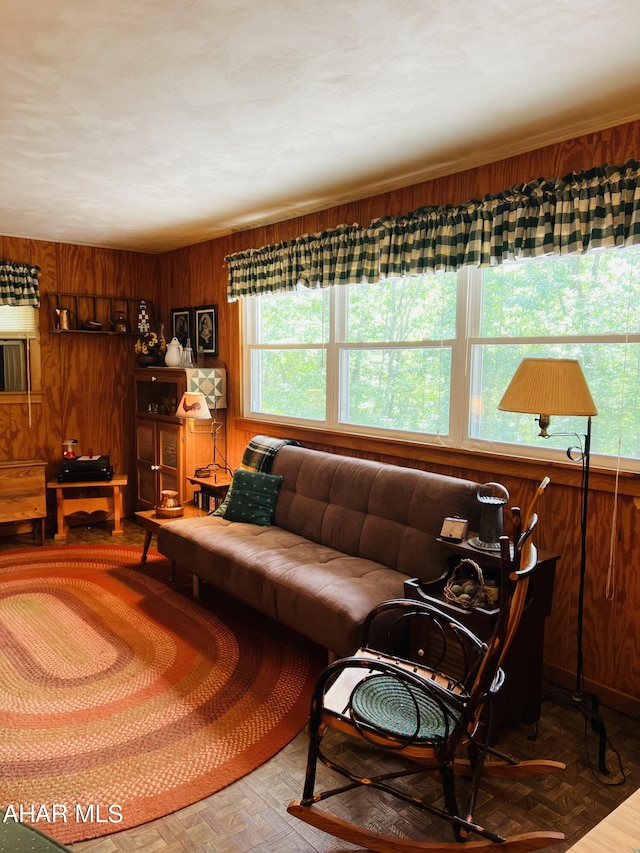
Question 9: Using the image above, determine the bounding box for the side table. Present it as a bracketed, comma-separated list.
[47, 476, 127, 540]
[404, 536, 559, 743]
[135, 503, 208, 580]
[187, 474, 232, 511]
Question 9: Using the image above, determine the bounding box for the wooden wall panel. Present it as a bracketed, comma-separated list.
[0, 236, 159, 520]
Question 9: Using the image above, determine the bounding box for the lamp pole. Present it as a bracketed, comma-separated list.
[575, 416, 591, 700]
[546, 418, 609, 773]
[574, 417, 608, 773]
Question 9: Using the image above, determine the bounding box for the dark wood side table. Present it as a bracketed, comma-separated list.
[403, 536, 559, 744]
[187, 474, 232, 511]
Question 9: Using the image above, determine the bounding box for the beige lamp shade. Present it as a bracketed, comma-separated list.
[498, 358, 597, 417]
[498, 358, 597, 436]
[175, 391, 211, 420]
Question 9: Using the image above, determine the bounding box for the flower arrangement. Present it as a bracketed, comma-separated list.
[135, 331, 166, 365]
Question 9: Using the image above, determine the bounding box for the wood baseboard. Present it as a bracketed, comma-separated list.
[543, 663, 640, 720]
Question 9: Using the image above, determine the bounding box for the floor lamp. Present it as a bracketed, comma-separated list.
[176, 391, 232, 482]
[498, 358, 609, 773]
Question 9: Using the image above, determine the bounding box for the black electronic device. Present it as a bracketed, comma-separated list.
[59, 455, 113, 482]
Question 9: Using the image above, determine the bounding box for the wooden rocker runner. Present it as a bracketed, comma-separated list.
[288, 478, 565, 851]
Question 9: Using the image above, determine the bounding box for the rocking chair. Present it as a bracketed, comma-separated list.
[288, 477, 565, 852]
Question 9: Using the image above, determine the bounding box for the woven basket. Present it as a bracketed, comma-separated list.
[444, 558, 489, 609]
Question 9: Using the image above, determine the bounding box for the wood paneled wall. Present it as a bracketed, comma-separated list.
[2, 119, 638, 716]
[0, 236, 159, 518]
[157, 119, 640, 717]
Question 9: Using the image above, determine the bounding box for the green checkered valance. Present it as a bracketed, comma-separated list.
[0, 261, 41, 306]
[225, 224, 379, 299]
[226, 160, 640, 299]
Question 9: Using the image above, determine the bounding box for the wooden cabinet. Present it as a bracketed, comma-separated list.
[136, 419, 184, 508]
[0, 458, 47, 543]
[134, 368, 226, 509]
[404, 537, 559, 744]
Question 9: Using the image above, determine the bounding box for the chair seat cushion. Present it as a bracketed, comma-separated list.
[350, 672, 464, 742]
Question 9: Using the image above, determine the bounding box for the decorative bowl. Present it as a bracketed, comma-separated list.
[155, 505, 184, 518]
[155, 489, 184, 518]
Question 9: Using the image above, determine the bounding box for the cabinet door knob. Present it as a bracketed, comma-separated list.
[151, 464, 160, 471]
[151, 375, 157, 381]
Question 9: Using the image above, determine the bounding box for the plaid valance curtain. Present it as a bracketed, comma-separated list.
[225, 224, 380, 298]
[226, 159, 640, 299]
[0, 261, 41, 306]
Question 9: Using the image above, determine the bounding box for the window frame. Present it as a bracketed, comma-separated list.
[241, 254, 640, 472]
[0, 306, 43, 404]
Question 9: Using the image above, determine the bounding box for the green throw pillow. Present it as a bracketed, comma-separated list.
[211, 464, 247, 517]
[220, 469, 283, 526]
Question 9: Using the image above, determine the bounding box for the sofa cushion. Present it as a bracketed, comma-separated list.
[271, 445, 483, 582]
[157, 515, 407, 655]
[222, 469, 283, 526]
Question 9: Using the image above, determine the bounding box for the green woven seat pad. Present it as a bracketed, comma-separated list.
[350, 673, 463, 741]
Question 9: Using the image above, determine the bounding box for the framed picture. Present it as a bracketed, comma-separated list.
[171, 308, 191, 348]
[194, 305, 218, 355]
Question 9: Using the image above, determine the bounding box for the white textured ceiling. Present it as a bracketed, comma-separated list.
[2, 0, 640, 254]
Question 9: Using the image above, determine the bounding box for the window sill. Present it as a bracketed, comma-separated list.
[0, 392, 43, 405]
[234, 416, 640, 498]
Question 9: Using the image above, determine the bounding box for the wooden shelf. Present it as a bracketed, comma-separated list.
[47, 292, 155, 335]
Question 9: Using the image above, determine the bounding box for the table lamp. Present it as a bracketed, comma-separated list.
[176, 391, 230, 482]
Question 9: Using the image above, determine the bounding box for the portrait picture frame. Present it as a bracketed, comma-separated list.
[170, 307, 191, 348]
[193, 305, 218, 355]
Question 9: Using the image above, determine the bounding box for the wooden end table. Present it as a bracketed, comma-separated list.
[404, 535, 559, 743]
[187, 474, 232, 511]
[47, 476, 127, 541]
[135, 503, 208, 580]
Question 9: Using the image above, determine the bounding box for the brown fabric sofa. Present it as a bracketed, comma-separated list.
[157, 444, 487, 657]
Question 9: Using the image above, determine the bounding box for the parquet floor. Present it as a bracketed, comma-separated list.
[1, 519, 638, 852]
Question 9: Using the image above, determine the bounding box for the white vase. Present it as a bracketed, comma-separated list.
[164, 337, 183, 367]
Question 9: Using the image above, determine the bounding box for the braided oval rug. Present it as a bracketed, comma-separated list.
[0, 546, 325, 844]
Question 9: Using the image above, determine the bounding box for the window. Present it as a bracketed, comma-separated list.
[0, 305, 41, 400]
[243, 246, 640, 467]
[468, 251, 639, 462]
[248, 287, 329, 421]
